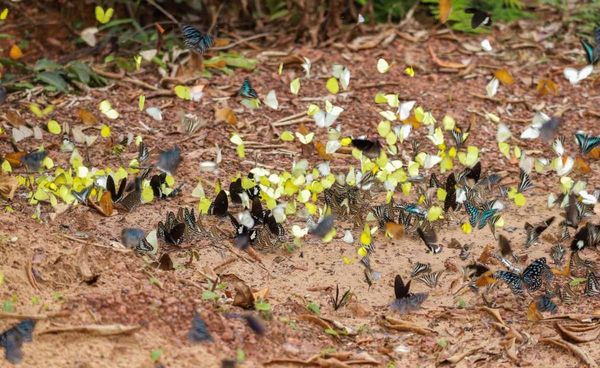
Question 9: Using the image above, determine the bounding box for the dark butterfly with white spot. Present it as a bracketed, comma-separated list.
[391, 274, 428, 313]
[181, 24, 214, 54]
[0, 319, 36, 364]
[150, 173, 182, 200]
[571, 222, 600, 251]
[72, 186, 92, 204]
[239, 77, 258, 99]
[416, 226, 442, 253]
[580, 27, 600, 65]
[209, 190, 229, 217]
[229, 178, 244, 204]
[188, 313, 213, 342]
[351, 138, 381, 158]
[228, 212, 257, 250]
[464, 161, 482, 183]
[575, 131, 600, 155]
[524, 216, 554, 248]
[494, 257, 553, 294]
[465, 8, 492, 29]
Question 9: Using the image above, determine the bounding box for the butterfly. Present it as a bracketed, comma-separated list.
[0, 319, 36, 364]
[106, 175, 127, 203]
[150, 173, 181, 200]
[351, 138, 381, 158]
[329, 284, 352, 311]
[584, 271, 600, 297]
[72, 186, 92, 204]
[429, 173, 442, 188]
[497, 234, 515, 260]
[20, 150, 48, 172]
[494, 257, 553, 294]
[451, 123, 470, 148]
[575, 131, 600, 155]
[524, 216, 554, 248]
[118, 177, 143, 212]
[464, 161, 481, 183]
[121, 228, 145, 248]
[517, 169, 533, 193]
[239, 77, 258, 99]
[181, 24, 214, 54]
[536, 295, 558, 314]
[188, 313, 213, 342]
[157, 211, 186, 246]
[465, 8, 492, 29]
[411, 262, 431, 278]
[571, 222, 600, 251]
[414, 271, 443, 288]
[137, 141, 150, 164]
[208, 190, 229, 217]
[228, 212, 257, 249]
[464, 201, 481, 227]
[390, 274, 428, 313]
[564, 194, 581, 229]
[250, 196, 268, 224]
[555, 283, 577, 305]
[309, 216, 335, 238]
[157, 147, 181, 174]
[372, 201, 394, 228]
[443, 173, 458, 212]
[550, 243, 566, 266]
[580, 27, 600, 65]
[177, 207, 204, 237]
[416, 226, 442, 253]
[466, 263, 490, 280]
[181, 113, 204, 135]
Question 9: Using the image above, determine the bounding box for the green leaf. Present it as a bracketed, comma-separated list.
[36, 71, 68, 92]
[324, 328, 339, 336]
[202, 290, 219, 301]
[150, 348, 162, 362]
[255, 300, 271, 312]
[236, 349, 246, 362]
[66, 61, 92, 84]
[34, 58, 62, 72]
[307, 301, 321, 315]
[3, 299, 14, 312]
[569, 277, 587, 286]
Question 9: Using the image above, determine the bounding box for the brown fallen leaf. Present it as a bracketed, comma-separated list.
[40, 323, 141, 336]
[215, 106, 238, 126]
[233, 281, 255, 309]
[428, 44, 467, 69]
[439, 0, 452, 24]
[0, 174, 19, 200]
[379, 316, 436, 335]
[77, 243, 94, 282]
[554, 322, 600, 343]
[480, 307, 506, 326]
[540, 338, 598, 368]
[504, 337, 518, 362]
[298, 314, 333, 330]
[439, 346, 483, 364]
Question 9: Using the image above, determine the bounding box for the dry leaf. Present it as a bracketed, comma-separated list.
[5, 110, 25, 127]
[78, 108, 98, 125]
[495, 69, 514, 86]
[536, 79, 559, 96]
[0, 174, 19, 200]
[379, 316, 436, 335]
[252, 287, 270, 301]
[233, 281, 255, 309]
[3, 151, 25, 167]
[477, 244, 495, 264]
[215, 107, 238, 126]
[77, 243, 95, 282]
[540, 338, 598, 368]
[428, 44, 467, 69]
[439, 0, 452, 24]
[554, 322, 600, 343]
[527, 301, 543, 321]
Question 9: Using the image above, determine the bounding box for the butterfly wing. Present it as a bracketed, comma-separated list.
[522, 257, 551, 291]
[581, 38, 597, 65]
[309, 216, 335, 238]
[394, 274, 410, 299]
[209, 190, 229, 217]
[465, 161, 482, 183]
[517, 169, 533, 193]
[417, 227, 441, 253]
[229, 178, 244, 204]
[239, 78, 258, 99]
[498, 235, 513, 258]
[444, 173, 458, 212]
[464, 201, 480, 227]
[584, 271, 600, 296]
[494, 270, 524, 294]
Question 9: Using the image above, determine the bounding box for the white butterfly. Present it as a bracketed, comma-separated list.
[302, 57, 312, 78]
[496, 123, 511, 143]
[395, 124, 412, 143]
[486, 78, 499, 97]
[520, 112, 550, 139]
[264, 90, 279, 110]
[146, 107, 162, 121]
[314, 105, 343, 128]
[480, 39, 492, 52]
[357, 14, 365, 24]
[563, 65, 593, 85]
[552, 137, 564, 156]
[397, 100, 416, 121]
[325, 140, 341, 154]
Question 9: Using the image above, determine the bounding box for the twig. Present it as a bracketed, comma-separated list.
[60, 234, 131, 253]
[25, 257, 40, 291]
[271, 117, 312, 127]
[0, 311, 68, 320]
[214, 257, 237, 272]
[212, 33, 272, 51]
[40, 323, 142, 336]
[145, 0, 179, 24]
[355, 81, 404, 90]
[271, 112, 305, 125]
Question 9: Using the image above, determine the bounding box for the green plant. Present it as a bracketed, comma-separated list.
[422, 0, 530, 34]
[307, 301, 321, 315]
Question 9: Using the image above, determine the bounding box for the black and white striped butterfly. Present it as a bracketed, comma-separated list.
[181, 113, 204, 135]
[411, 262, 431, 278]
[150, 173, 182, 200]
[72, 186, 92, 204]
[137, 141, 150, 164]
[494, 257, 552, 294]
[517, 169, 533, 193]
[157, 211, 186, 246]
[181, 24, 214, 54]
[584, 271, 600, 297]
[536, 294, 558, 314]
[550, 243, 566, 265]
[465, 8, 492, 29]
[414, 271, 443, 288]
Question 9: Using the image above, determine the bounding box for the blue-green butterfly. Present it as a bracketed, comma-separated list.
[580, 27, 600, 65]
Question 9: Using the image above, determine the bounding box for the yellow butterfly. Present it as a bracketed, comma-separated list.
[95, 6, 114, 24]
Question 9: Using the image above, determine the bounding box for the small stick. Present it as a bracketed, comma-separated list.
[0, 311, 69, 320]
[60, 234, 131, 253]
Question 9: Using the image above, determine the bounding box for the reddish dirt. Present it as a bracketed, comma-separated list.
[1, 4, 600, 368]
